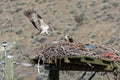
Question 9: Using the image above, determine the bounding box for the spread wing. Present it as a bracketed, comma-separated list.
[24, 9, 42, 31]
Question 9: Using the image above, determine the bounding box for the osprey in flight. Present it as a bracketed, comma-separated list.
[24, 9, 49, 35]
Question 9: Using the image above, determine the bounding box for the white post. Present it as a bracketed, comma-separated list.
[2, 42, 14, 80]
[2, 41, 8, 80]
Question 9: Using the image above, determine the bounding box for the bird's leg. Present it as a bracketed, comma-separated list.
[41, 30, 49, 35]
[40, 27, 49, 35]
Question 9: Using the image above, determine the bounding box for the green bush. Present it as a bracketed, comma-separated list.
[75, 13, 87, 25]
[102, 0, 108, 3]
[101, 5, 111, 11]
[0, 7, 2, 14]
[112, 2, 120, 7]
[16, 29, 23, 35]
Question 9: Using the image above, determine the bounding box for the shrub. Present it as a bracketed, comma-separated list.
[74, 13, 87, 25]
[107, 14, 114, 19]
[35, 37, 47, 43]
[101, 5, 111, 11]
[0, 7, 2, 14]
[76, 2, 82, 8]
[102, 0, 108, 3]
[35, 0, 46, 4]
[90, 1, 96, 6]
[112, 2, 120, 7]
[16, 29, 23, 35]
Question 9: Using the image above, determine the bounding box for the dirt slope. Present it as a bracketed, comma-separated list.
[0, 0, 120, 80]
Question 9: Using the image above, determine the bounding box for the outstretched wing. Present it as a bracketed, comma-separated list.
[24, 9, 42, 31]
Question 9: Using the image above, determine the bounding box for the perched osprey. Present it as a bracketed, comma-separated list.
[64, 35, 74, 43]
[24, 9, 49, 35]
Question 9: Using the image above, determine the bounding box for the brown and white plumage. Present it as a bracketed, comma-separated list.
[64, 35, 74, 43]
[24, 9, 49, 34]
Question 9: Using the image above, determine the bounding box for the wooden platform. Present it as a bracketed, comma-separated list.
[31, 56, 120, 72]
[30, 56, 120, 80]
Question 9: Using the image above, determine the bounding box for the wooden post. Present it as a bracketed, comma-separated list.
[48, 70, 59, 80]
[5, 55, 14, 80]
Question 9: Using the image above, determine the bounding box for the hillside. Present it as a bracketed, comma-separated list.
[0, 0, 120, 80]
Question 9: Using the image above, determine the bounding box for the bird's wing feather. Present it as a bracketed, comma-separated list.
[24, 9, 42, 31]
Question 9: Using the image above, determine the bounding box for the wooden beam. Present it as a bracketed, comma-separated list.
[31, 56, 120, 72]
[48, 70, 59, 80]
[88, 72, 96, 80]
[45, 64, 114, 72]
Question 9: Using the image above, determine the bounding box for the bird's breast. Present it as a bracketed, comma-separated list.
[40, 24, 49, 29]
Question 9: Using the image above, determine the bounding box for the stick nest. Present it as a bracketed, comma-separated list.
[33, 42, 120, 62]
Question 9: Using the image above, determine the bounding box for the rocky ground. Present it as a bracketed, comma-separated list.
[0, 0, 120, 80]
